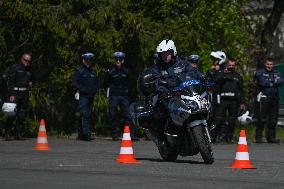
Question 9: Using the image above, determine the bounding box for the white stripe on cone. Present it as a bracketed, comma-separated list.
[122, 133, 131, 140]
[235, 152, 249, 160]
[119, 147, 134, 154]
[37, 137, 48, 143]
[238, 137, 247, 145]
[39, 126, 46, 132]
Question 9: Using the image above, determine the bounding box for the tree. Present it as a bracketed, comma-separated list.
[0, 0, 256, 135]
[259, 0, 284, 67]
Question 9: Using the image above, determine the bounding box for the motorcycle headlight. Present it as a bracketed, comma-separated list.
[183, 100, 199, 111]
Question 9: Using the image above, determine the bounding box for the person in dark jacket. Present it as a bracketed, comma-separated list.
[105, 52, 138, 141]
[254, 57, 283, 143]
[4, 53, 32, 140]
[205, 51, 226, 141]
[0, 72, 7, 106]
[214, 58, 245, 143]
[0, 72, 8, 134]
[72, 53, 98, 141]
[149, 40, 194, 94]
[187, 54, 204, 80]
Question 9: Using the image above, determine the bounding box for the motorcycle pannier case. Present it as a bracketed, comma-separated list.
[130, 101, 151, 128]
[138, 69, 156, 96]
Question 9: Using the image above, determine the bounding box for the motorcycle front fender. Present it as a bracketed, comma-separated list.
[187, 119, 207, 128]
[187, 120, 212, 143]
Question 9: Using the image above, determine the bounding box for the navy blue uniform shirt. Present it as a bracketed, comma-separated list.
[72, 64, 98, 95]
[149, 56, 199, 93]
[255, 68, 283, 98]
[105, 65, 129, 96]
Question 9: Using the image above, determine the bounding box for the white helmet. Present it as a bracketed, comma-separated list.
[238, 111, 252, 125]
[2, 102, 17, 117]
[156, 39, 177, 56]
[210, 51, 226, 64]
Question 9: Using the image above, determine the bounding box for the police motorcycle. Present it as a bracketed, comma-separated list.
[130, 73, 214, 164]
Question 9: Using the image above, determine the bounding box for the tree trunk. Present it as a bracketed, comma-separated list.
[258, 0, 284, 68]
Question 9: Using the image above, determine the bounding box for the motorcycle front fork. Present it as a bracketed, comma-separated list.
[204, 126, 212, 143]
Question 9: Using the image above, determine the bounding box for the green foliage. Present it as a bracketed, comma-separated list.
[24, 118, 39, 137]
[0, 0, 256, 136]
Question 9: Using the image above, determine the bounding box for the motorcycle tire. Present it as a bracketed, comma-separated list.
[192, 125, 214, 164]
[158, 140, 178, 162]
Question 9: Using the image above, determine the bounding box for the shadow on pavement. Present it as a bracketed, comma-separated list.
[136, 157, 204, 164]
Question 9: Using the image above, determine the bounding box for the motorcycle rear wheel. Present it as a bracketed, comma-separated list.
[192, 125, 214, 164]
[158, 140, 178, 162]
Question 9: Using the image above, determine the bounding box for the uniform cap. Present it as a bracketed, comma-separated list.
[82, 53, 94, 61]
[113, 52, 125, 59]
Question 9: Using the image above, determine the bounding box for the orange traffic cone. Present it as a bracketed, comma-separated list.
[228, 130, 256, 169]
[34, 119, 50, 151]
[116, 125, 139, 164]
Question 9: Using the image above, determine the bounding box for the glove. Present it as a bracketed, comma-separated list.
[74, 91, 79, 100]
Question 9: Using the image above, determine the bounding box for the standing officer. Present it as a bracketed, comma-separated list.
[206, 51, 226, 83]
[5, 53, 32, 140]
[0, 72, 7, 133]
[255, 57, 282, 143]
[187, 54, 204, 80]
[105, 52, 138, 141]
[214, 58, 245, 143]
[205, 51, 226, 141]
[0, 72, 7, 106]
[72, 53, 98, 141]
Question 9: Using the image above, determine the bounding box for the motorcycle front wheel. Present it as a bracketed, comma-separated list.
[192, 125, 214, 164]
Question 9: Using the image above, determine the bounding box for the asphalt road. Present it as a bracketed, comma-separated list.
[0, 137, 283, 189]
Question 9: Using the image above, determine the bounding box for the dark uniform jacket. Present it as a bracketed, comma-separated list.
[105, 65, 129, 96]
[0, 73, 7, 103]
[215, 69, 243, 102]
[255, 68, 283, 99]
[7, 63, 32, 96]
[149, 56, 197, 93]
[72, 64, 98, 96]
[205, 69, 217, 85]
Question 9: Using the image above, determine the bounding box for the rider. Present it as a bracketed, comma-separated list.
[150, 39, 194, 94]
[147, 39, 198, 143]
